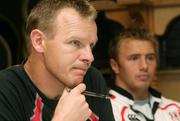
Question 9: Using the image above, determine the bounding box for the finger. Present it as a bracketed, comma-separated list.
[61, 87, 70, 99]
[71, 83, 86, 95]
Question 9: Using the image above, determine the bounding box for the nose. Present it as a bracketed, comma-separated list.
[80, 46, 94, 66]
[139, 57, 148, 71]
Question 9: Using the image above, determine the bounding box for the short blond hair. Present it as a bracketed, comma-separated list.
[25, 0, 97, 55]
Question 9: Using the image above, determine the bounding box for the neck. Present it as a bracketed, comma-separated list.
[115, 80, 149, 100]
[24, 53, 65, 99]
[133, 90, 149, 100]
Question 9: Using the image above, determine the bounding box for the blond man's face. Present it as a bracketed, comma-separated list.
[42, 8, 97, 88]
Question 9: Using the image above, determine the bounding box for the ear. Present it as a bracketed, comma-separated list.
[110, 58, 120, 74]
[30, 29, 45, 53]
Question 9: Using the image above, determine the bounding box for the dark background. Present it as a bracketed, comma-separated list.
[0, 0, 39, 69]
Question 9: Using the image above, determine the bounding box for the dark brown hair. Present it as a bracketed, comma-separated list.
[108, 21, 159, 62]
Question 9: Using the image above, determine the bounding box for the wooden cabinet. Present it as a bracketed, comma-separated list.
[91, 0, 180, 35]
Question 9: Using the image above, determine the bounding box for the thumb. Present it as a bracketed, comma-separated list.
[70, 83, 86, 95]
[61, 87, 70, 99]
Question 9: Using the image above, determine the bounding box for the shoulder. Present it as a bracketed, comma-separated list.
[84, 66, 102, 78]
[84, 66, 109, 94]
[161, 96, 180, 103]
[159, 96, 180, 109]
[0, 66, 18, 84]
[0, 65, 31, 97]
[0, 65, 34, 120]
[0, 65, 24, 84]
[84, 66, 115, 121]
[0, 65, 22, 77]
[83, 66, 107, 93]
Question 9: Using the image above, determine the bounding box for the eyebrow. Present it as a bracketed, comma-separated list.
[127, 53, 156, 58]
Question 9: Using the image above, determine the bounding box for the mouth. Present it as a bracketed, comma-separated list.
[72, 67, 88, 76]
[137, 74, 150, 81]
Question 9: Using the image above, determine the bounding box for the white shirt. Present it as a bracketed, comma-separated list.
[109, 85, 180, 121]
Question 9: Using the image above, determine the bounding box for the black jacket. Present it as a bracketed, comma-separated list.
[0, 65, 115, 121]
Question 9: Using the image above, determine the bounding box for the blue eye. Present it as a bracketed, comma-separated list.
[70, 40, 81, 48]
